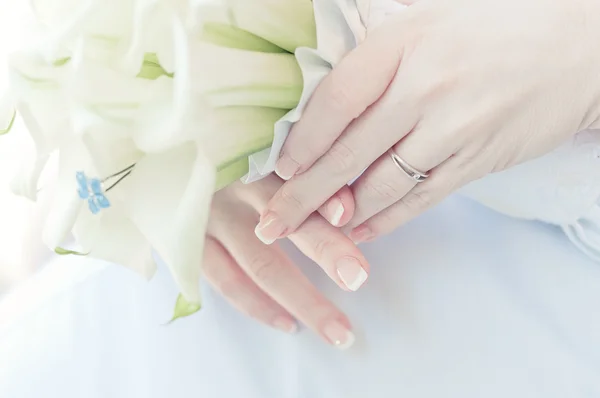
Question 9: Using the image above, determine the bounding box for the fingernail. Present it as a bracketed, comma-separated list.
[336, 257, 368, 291]
[325, 198, 345, 227]
[273, 317, 298, 334]
[255, 212, 286, 245]
[275, 156, 299, 181]
[350, 225, 375, 244]
[323, 320, 355, 350]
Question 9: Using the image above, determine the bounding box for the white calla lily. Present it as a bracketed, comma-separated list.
[73, 206, 158, 279]
[116, 145, 214, 303]
[191, 43, 303, 109]
[6, 52, 71, 199]
[3, 0, 318, 315]
[41, 138, 89, 249]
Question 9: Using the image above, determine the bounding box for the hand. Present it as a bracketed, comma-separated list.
[254, 0, 600, 244]
[203, 175, 369, 349]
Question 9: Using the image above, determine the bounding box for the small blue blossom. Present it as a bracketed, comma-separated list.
[76, 171, 111, 214]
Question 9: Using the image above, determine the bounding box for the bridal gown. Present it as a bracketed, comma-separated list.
[1, 195, 600, 398]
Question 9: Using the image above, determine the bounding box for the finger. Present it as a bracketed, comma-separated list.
[240, 176, 366, 291]
[350, 151, 490, 242]
[288, 212, 370, 292]
[202, 236, 297, 333]
[239, 175, 356, 227]
[347, 123, 460, 228]
[215, 219, 355, 349]
[256, 73, 422, 244]
[274, 22, 404, 180]
[317, 185, 355, 227]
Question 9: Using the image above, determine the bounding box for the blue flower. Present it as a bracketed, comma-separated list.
[76, 171, 111, 214]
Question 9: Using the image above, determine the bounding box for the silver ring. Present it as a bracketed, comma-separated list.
[389, 150, 429, 183]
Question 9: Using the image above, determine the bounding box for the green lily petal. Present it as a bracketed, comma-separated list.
[195, 45, 303, 109]
[53, 57, 71, 67]
[216, 157, 249, 191]
[205, 84, 301, 110]
[226, 0, 317, 53]
[200, 23, 285, 53]
[167, 294, 202, 324]
[0, 109, 16, 135]
[201, 106, 287, 167]
[137, 53, 174, 80]
[55, 247, 89, 256]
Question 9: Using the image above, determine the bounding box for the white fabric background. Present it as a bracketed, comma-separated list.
[1, 196, 599, 398]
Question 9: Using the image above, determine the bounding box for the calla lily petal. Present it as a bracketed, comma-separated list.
[0, 94, 16, 135]
[191, 43, 303, 109]
[130, 17, 192, 153]
[223, 0, 316, 53]
[72, 206, 157, 279]
[116, 144, 215, 303]
[200, 22, 285, 53]
[41, 139, 91, 248]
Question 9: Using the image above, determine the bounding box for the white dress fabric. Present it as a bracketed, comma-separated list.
[2, 196, 600, 398]
[461, 129, 600, 262]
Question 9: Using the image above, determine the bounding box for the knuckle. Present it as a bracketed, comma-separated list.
[328, 84, 352, 112]
[364, 178, 402, 201]
[326, 78, 361, 117]
[276, 184, 305, 213]
[312, 237, 337, 261]
[326, 140, 358, 173]
[247, 251, 282, 285]
[215, 275, 246, 299]
[401, 189, 434, 210]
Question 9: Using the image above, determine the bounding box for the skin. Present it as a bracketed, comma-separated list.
[203, 175, 368, 349]
[254, 0, 600, 247]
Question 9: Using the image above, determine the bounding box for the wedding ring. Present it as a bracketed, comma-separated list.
[389, 150, 429, 183]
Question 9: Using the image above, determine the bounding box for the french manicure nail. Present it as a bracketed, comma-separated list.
[275, 156, 300, 181]
[273, 317, 298, 334]
[336, 257, 368, 291]
[323, 320, 355, 350]
[255, 212, 286, 245]
[350, 225, 375, 244]
[326, 199, 345, 227]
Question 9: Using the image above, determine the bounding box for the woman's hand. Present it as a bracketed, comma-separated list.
[203, 175, 369, 349]
[254, 0, 600, 244]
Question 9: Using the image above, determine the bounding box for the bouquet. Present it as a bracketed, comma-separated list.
[0, 0, 404, 318]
